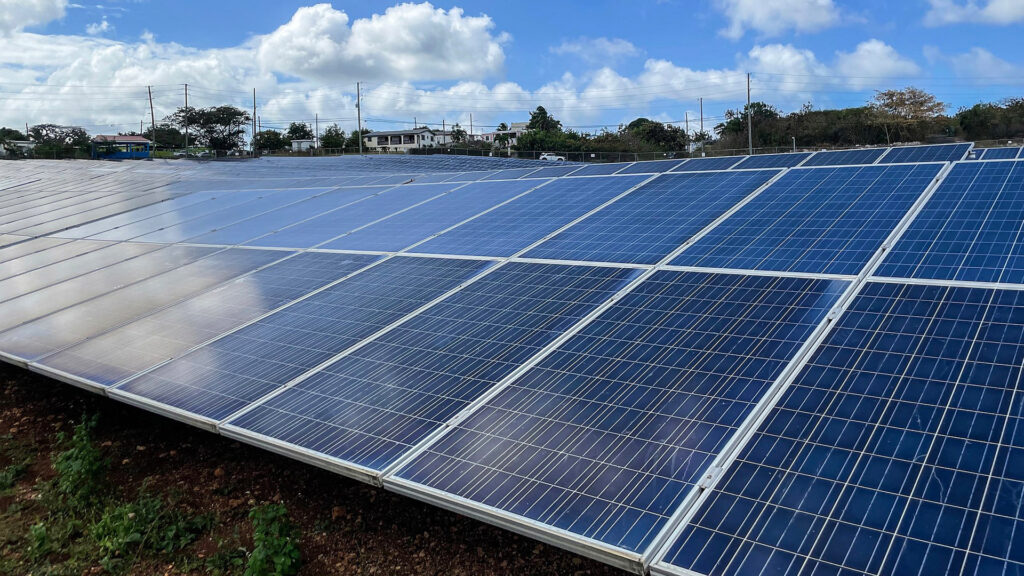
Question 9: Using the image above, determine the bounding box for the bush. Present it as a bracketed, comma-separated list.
[52, 414, 107, 510]
[91, 491, 213, 570]
[246, 503, 300, 576]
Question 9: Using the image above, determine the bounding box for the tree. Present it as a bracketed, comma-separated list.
[141, 123, 184, 148]
[28, 124, 89, 146]
[320, 124, 345, 149]
[286, 122, 313, 141]
[526, 106, 562, 133]
[493, 122, 511, 149]
[253, 130, 289, 151]
[0, 127, 26, 142]
[449, 123, 467, 144]
[346, 128, 371, 150]
[164, 105, 251, 150]
[870, 87, 945, 143]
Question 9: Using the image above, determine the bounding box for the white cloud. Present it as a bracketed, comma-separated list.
[85, 17, 111, 36]
[550, 37, 642, 65]
[927, 46, 1021, 83]
[256, 3, 507, 83]
[0, 0, 67, 36]
[836, 40, 920, 89]
[714, 0, 840, 39]
[924, 0, 1024, 25]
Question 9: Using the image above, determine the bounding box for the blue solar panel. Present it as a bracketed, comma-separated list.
[482, 168, 541, 181]
[876, 161, 1024, 284]
[394, 271, 846, 553]
[322, 179, 543, 252]
[879, 143, 971, 164]
[0, 241, 161, 299]
[526, 165, 583, 179]
[657, 281, 1024, 576]
[244, 183, 454, 249]
[523, 170, 778, 264]
[801, 148, 887, 167]
[732, 152, 812, 169]
[671, 156, 744, 172]
[979, 147, 1021, 160]
[225, 262, 639, 473]
[570, 163, 632, 177]
[615, 160, 688, 174]
[38, 252, 380, 387]
[671, 164, 942, 275]
[408, 175, 648, 257]
[112, 256, 491, 421]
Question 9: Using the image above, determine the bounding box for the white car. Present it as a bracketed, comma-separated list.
[539, 153, 565, 162]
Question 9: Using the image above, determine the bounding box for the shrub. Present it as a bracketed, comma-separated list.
[52, 414, 107, 511]
[245, 503, 300, 576]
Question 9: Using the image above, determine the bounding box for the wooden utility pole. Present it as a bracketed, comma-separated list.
[699, 97, 705, 157]
[747, 73, 753, 155]
[252, 88, 257, 155]
[147, 86, 157, 147]
[356, 82, 363, 155]
[315, 113, 319, 150]
[184, 83, 189, 154]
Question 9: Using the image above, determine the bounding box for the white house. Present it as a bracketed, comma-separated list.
[0, 140, 36, 157]
[363, 128, 442, 152]
[291, 139, 315, 152]
[479, 121, 529, 147]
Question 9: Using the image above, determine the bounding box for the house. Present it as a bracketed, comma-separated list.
[0, 140, 35, 157]
[90, 135, 150, 159]
[291, 139, 315, 152]
[363, 128, 441, 152]
[479, 121, 529, 147]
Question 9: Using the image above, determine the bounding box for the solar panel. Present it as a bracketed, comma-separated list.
[876, 161, 1024, 284]
[38, 252, 381, 388]
[731, 152, 812, 170]
[801, 148, 887, 167]
[322, 179, 544, 252]
[654, 281, 1024, 576]
[0, 248, 286, 361]
[978, 147, 1020, 160]
[408, 175, 648, 257]
[482, 168, 541, 181]
[671, 156, 745, 172]
[111, 256, 491, 423]
[523, 170, 778, 264]
[614, 160, 688, 174]
[223, 262, 639, 475]
[392, 271, 846, 558]
[570, 163, 633, 177]
[879, 143, 972, 164]
[671, 164, 942, 275]
[525, 165, 583, 179]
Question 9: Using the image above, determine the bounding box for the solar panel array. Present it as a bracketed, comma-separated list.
[5, 144, 1022, 576]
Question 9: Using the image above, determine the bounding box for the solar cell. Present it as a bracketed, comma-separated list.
[224, 262, 639, 475]
[111, 256, 491, 422]
[408, 175, 649, 257]
[731, 152, 812, 170]
[525, 165, 583, 179]
[655, 281, 1024, 576]
[879, 143, 972, 164]
[322, 179, 543, 252]
[876, 161, 1024, 284]
[671, 164, 942, 275]
[614, 160, 688, 175]
[978, 147, 1020, 160]
[393, 271, 846, 557]
[0, 236, 71, 265]
[523, 170, 778, 264]
[39, 252, 380, 387]
[482, 168, 541, 181]
[570, 163, 633, 177]
[671, 156, 745, 172]
[800, 148, 887, 167]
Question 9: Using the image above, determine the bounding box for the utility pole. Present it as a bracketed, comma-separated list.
[147, 86, 156, 147]
[315, 113, 319, 151]
[747, 73, 753, 155]
[699, 97, 705, 157]
[414, 116, 417, 128]
[356, 82, 363, 155]
[184, 83, 189, 154]
[684, 112, 689, 153]
[470, 113, 473, 138]
[792, 136, 797, 152]
[140, 120, 144, 135]
[252, 88, 257, 156]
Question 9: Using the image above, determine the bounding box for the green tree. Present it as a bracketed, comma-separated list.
[526, 106, 562, 133]
[285, 122, 313, 141]
[449, 123, 467, 144]
[164, 106, 251, 150]
[346, 128, 371, 150]
[253, 130, 289, 151]
[141, 123, 184, 148]
[0, 127, 26, 142]
[493, 122, 511, 149]
[319, 124, 345, 149]
[29, 124, 89, 146]
[870, 87, 945, 144]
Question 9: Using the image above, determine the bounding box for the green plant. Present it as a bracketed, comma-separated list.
[206, 529, 247, 576]
[0, 460, 29, 491]
[245, 503, 300, 576]
[52, 414, 107, 510]
[91, 491, 212, 570]
[26, 522, 52, 561]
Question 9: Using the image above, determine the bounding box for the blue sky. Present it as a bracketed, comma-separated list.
[1, 0, 1022, 135]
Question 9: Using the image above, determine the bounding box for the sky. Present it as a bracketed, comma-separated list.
[0, 0, 1021, 137]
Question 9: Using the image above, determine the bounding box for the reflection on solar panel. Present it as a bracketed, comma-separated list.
[223, 262, 639, 476]
[523, 170, 778, 264]
[570, 163, 633, 177]
[615, 159, 687, 174]
[525, 164, 583, 179]
[978, 147, 1021, 160]
[876, 161, 1024, 284]
[731, 152, 812, 169]
[801, 148, 887, 167]
[654, 281, 1024, 576]
[672, 156, 745, 172]
[393, 271, 845, 557]
[112, 256, 491, 422]
[671, 164, 942, 275]
[879, 143, 971, 164]
[408, 175, 648, 257]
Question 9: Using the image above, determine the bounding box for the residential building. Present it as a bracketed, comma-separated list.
[90, 135, 150, 159]
[291, 139, 315, 152]
[479, 121, 529, 147]
[362, 127, 443, 151]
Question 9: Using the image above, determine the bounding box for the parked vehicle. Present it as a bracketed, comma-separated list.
[539, 152, 566, 161]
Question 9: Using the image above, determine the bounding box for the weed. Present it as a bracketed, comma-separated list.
[0, 459, 29, 491]
[245, 503, 300, 576]
[206, 529, 248, 576]
[52, 414, 107, 511]
[26, 522, 52, 561]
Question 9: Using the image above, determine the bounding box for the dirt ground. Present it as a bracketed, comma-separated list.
[0, 363, 626, 576]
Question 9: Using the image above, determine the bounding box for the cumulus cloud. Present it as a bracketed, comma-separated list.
[256, 3, 507, 82]
[924, 0, 1024, 25]
[836, 40, 920, 89]
[926, 46, 1022, 83]
[714, 0, 840, 39]
[550, 37, 642, 65]
[85, 18, 111, 36]
[0, 0, 67, 36]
